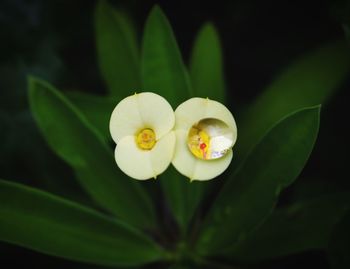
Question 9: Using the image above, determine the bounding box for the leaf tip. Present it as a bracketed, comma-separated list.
[315, 104, 322, 116]
[27, 75, 38, 88]
[27, 75, 43, 101]
[95, 0, 112, 21]
[201, 21, 216, 32]
[197, 21, 220, 42]
[147, 4, 167, 23]
[149, 4, 162, 14]
[306, 104, 322, 119]
[97, 0, 108, 9]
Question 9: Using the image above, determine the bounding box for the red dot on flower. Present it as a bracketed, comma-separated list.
[200, 143, 206, 150]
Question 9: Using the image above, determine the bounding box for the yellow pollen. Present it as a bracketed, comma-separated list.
[136, 128, 156, 150]
[188, 126, 211, 159]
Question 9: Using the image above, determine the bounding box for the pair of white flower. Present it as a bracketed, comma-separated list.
[109, 92, 237, 181]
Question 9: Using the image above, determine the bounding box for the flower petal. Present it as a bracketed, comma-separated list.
[175, 97, 237, 136]
[172, 130, 233, 181]
[149, 131, 176, 176]
[110, 92, 175, 143]
[136, 92, 175, 140]
[110, 93, 142, 143]
[174, 97, 206, 131]
[115, 132, 175, 180]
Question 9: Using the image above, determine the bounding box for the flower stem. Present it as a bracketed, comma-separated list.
[191, 254, 241, 269]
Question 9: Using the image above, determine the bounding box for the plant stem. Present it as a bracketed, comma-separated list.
[191, 253, 241, 269]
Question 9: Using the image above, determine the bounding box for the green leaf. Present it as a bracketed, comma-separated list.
[0, 179, 164, 266]
[236, 41, 350, 159]
[95, 0, 140, 97]
[141, 6, 198, 232]
[197, 106, 320, 255]
[190, 22, 226, 103]
[328, 210, 350, 269]
[227, 192, 350, 261]
[141, 5, 192, 107]
[160, 167, 206, 231]
[28, 77, 157, 229]
[65, 91, 115, 140]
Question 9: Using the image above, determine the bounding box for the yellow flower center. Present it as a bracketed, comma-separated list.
[187, 118, 234, 160]
[136, 128, 156, 150]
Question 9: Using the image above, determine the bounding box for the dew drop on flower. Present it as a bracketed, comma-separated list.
[187, 118, 234, 160]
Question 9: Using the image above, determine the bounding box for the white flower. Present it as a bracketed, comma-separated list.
[172, 98, 237, 181]
[109, 92, 175, 180]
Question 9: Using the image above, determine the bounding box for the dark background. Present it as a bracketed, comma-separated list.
[0, 0, 349, 268]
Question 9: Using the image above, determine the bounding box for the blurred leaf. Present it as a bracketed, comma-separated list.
[197, 106, 320, 255]
[65, 91, 115, 140]
[190, 22, 226, 103]
[236, 41, 350, 159]
[328, 210, 350, 269]
[0, 110, 84, 201]
[95, 0, 140, 98]
[226, 192, 350, 261]
[28, 77, 157, 229]
[141, 6, 202, 232]
[0, 64, 88, 203]
[160, 167, 206, 232]
[343, 24, 350, 43]
[0, 179, 165, 266]
[141, 5, 192, 107]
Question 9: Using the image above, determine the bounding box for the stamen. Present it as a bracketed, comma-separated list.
[136, 128, 156, 150]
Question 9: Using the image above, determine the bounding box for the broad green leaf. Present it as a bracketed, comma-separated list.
[190, 22, 226, 103]
[237, 41, 350, 158]
[197, 106, 320, 255]
[65, 91, 115, 140]
[141, 6, 201, 231]
[226, 192, 350, 261]
[0, 110, 88, 204]
[141, 5, 192, 107]
[95, 0, 140, 97]
[328, 210, 350, 269]
[0, 179, 165, 266]
[160, 167, 206, 231]
[28, 77, 157, 229]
